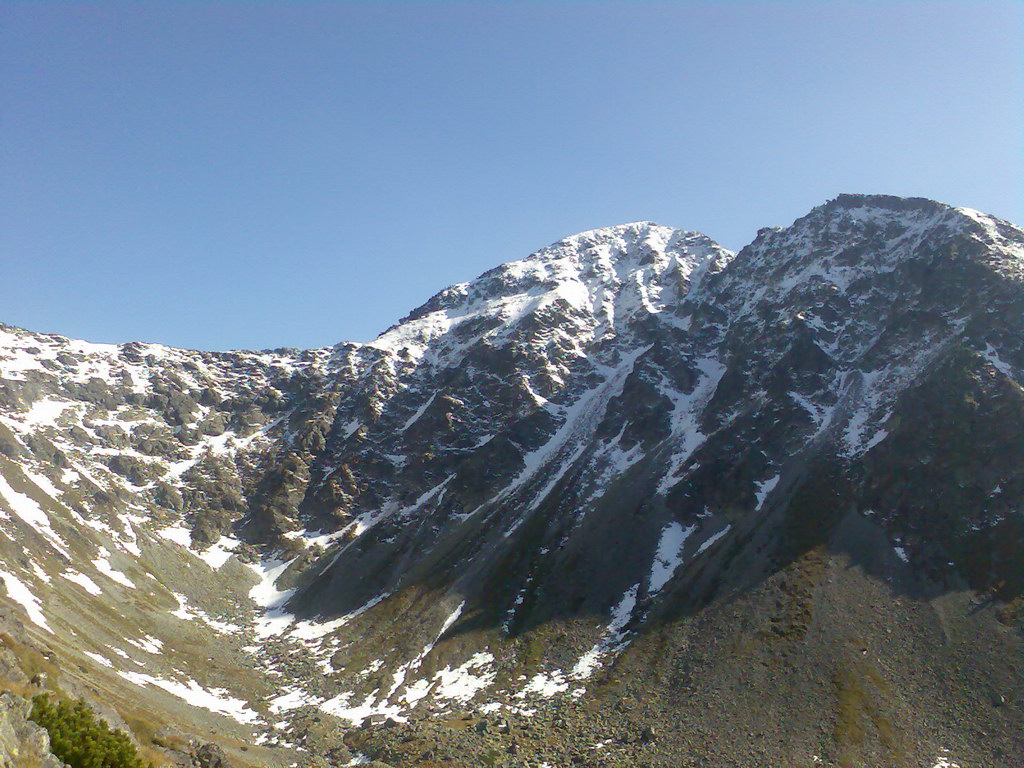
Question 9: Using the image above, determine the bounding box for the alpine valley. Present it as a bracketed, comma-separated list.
[0, 194, 1020, 768]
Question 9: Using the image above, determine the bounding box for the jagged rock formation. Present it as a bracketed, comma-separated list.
[0, 692, 65, 768]
[0, 194, 1021, 767]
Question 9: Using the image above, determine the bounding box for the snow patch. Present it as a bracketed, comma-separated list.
[198, 535, 241, 569]
[83, 651, 113, 668]
[92, 548, 135, 588]
[319, 691, 406, 726]
[656, 356, 727, 494]
[931, 750, 961, 768]
[118, 671, 259, 724]
[429, 652, 496, 703]
[517, 670, 569, 698]
[21, 398, 77, 428]
[170, 592, 239, 634]
[401, 392, 437, 432]
[983, 343, 1019, 385]
[61, 570, 103, 595]
[156, 525, 193, 548]
[754, 474, 780, 511]
[125, 635, 164, 654]
[569, 583, 639, 682]
[695, 525, 731, 556]
[0, 472, 72, 558]
[247, 557, 299, 638]
[289, 592, 388, 642]
[269, 688, 323, 713]
[649, 522, 695, 594]
[0, 569, 51, 632]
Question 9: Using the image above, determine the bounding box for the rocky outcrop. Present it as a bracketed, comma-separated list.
[0, 693, 65, 768]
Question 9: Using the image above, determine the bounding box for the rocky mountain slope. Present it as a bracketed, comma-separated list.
[0, 194, 1020, 767]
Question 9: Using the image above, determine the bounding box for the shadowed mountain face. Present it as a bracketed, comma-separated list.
[0, 195, 1020, 768]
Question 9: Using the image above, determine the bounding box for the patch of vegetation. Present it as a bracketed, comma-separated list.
[757, 546, 826, 642]
[832, 666, 867, 759]
[831, 661, 904, 768]
[119, 710, 183, 767]
[996, 595, 1023, 631]
[0, 632, 61, 694]
[480, 747, 503, 767]
[28, 694, 153, 768]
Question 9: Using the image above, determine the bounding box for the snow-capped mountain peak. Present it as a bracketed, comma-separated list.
[0, 195, 1020, 768]
[367, 221, 731, 367]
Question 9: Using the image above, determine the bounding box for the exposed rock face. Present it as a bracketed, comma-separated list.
[0, 194, 1021, 767]
[191, 742, 230, 768]
[0, 693, 65, 768]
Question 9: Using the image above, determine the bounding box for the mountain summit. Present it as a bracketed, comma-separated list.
[0, 195, 1020, 767]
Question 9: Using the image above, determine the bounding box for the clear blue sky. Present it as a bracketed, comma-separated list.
[3, 1, 1022, 351]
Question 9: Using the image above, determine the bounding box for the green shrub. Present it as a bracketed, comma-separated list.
[28, 694, 152, 768]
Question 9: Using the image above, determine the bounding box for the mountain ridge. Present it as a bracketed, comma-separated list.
[0, 193, 1021, 768]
